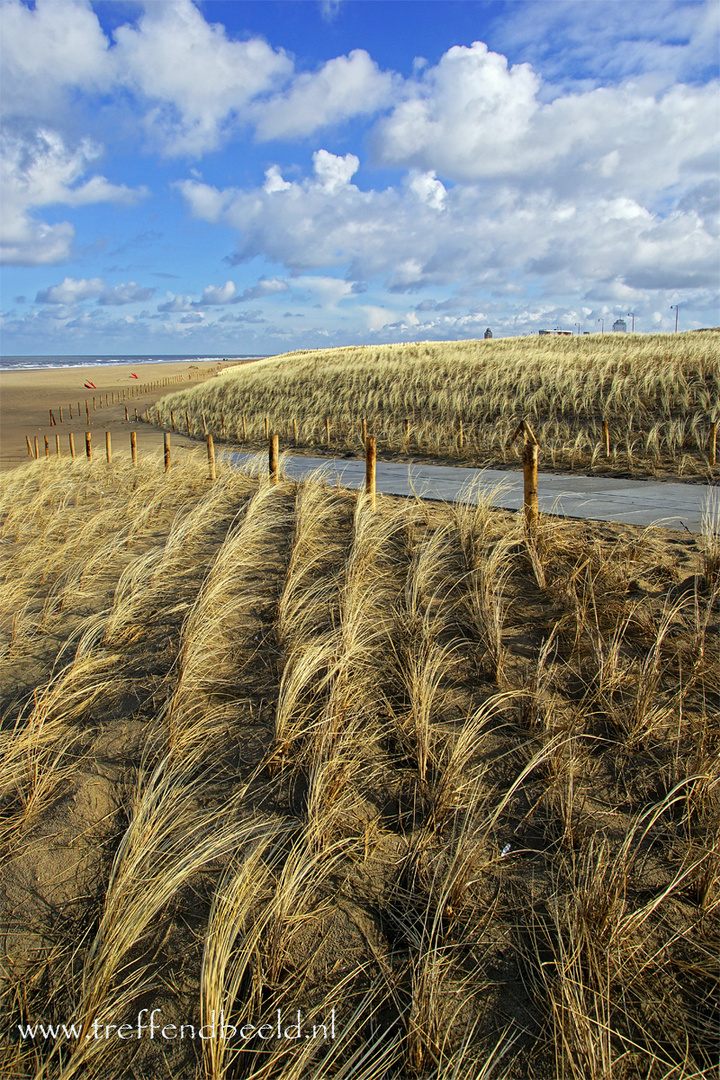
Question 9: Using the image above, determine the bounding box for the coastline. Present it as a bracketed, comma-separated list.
[0, 359, 251, 472]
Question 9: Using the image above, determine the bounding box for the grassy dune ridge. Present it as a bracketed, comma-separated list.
[154, 333, 720, 478]
[1, 453, 718, 1078]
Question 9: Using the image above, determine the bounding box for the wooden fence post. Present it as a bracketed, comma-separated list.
[135, 408, 139, 422]
[44, 435, 50, 458]
[458, 418, 464, 450]
[366, 436, 377, 510]
[55, 434, 61, 456]
[69, 404, 73, 419]
[58, 407, 63, 423]
[242, 414, 247, 441]
[26, 434, 33, 457]
[293, 418, 298, 445]
[361, 418, 367, 443]
[185, 410, 191, 435]
[171, 410, 176, 432]
[85, 432, 92, 460]
[69, 433, 75, 459]
[34, 436, 39, 459]
[709, 421, 717, 467]
[269, 433, 279, 483]
[130, 431, 137, 465]
[404, 417, 411, 444]
[326, 417, 331, 446]
[125, 406, 129, 421]
[164, 433, 171, 473]
[602, 419, 610, 458]
[49, 409, 56, 427]
[105, 431, 112, 463]
[265, 416, 269, 440]
[509, 420, 539, 532]
[207, 433, 216, 481]
[86, 400, 90, 423]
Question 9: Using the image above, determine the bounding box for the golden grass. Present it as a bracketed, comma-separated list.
[0, 452, 718, 1079]
[154, 332, 719, 479]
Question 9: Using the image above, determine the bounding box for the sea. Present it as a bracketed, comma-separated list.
[0, 353, 265, 372]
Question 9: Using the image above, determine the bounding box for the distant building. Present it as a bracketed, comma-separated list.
[612, 318, 627, 333]
[484, 328, 493, 339]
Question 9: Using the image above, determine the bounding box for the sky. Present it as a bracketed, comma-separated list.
[1, 0, 718, 356]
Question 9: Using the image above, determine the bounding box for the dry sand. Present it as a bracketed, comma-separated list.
[0, 359, 254, 472]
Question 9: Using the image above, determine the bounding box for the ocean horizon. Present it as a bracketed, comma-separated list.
[0, 353, 266, 372]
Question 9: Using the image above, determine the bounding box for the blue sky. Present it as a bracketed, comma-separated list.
[1, 0, 718, 355]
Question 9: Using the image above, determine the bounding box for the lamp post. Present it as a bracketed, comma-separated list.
[627, 311, 635, 333]
[670, 305, 679, 332]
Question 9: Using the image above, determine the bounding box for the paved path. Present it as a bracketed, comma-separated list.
[228, 453, 715, 533]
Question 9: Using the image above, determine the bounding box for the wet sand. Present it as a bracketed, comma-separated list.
[0, 359, 251, 471]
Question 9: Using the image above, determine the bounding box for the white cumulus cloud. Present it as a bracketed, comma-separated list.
[0, 130, 147, 265]
[253, 50, 395, 140]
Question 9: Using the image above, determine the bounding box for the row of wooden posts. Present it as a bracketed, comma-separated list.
[25, 426, 549, 529]
[148, 406, 719, 469]
[46, 375, 186, 427]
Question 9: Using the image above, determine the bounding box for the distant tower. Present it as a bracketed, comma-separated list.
[484, 327, 493, 339]
[612, 318, 627, 333]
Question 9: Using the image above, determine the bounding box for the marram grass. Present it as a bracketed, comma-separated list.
[154, 332, 719, 478]
[0, 452, 718, 1079]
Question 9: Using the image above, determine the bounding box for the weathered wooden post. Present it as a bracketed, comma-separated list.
[509, 420, 539, 532]
[366, 436, 377, 510]
[58, 407, 63, 423]
[69, 404, 73, 419]
[87, 400, 91, 422]
[602, 419, 610, 458]
[44, 435, 50, 458]
[85, 432, 92, 460]
[325, 417, 331, 446]
[34, 435, 39, 459]
[269, 433, 279, 483]
[69, 433, 75, 458]
[404, 417, 411, 444]
[361, 418, 367, 444]
[242, 414, 247, 441]
[130, 431, 137, 465]
[170, 410, 176, 432]
[709, 421, 717, 467]
[26, 434, 33, 457]
[105, 431, 112, 463]
[135, 408, 139, 422]
[265, 416, 269, 440]
[458, 418, 464, 450]
[164, 433, 171, 473]
[125, 406, 129, 421]
[49, 409, 56, 427]
[55, 434, 61, 456]
[186, 410, 191, 435]
[206, 432, 216, 481]
[293, 418, 298, 445]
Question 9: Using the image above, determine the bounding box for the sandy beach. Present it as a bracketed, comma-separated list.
[0, 359, 252, 472]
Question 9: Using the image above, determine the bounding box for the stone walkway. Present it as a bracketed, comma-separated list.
[228, 453, 716, 533]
